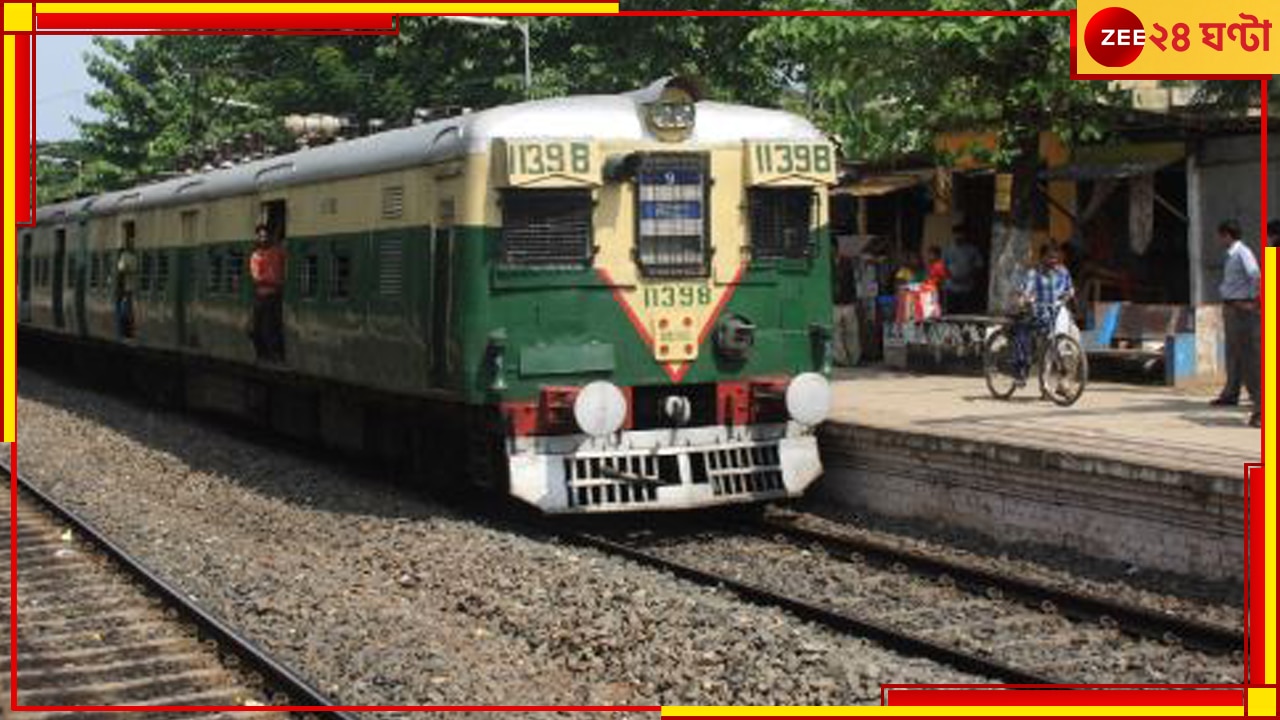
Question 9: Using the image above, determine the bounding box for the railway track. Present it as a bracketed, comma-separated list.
[2, 463, 355, 717]
[755, 510, 1244, 656]
[553, 508, 1242, 686]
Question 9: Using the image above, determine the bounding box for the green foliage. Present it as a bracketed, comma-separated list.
[77, 36, 272, 186]
[750, 0, 1124, 166]
[68, 14, 788, 194]
[36, 139, 126, 204]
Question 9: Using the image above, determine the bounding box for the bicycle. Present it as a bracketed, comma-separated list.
[983, 300, 1087, 407]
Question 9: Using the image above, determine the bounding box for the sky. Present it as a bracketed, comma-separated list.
[35, 35, 139, 142]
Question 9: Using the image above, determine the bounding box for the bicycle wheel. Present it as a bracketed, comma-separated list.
[983, 327, 1019, 399]
[1040, 334, 1087, 407]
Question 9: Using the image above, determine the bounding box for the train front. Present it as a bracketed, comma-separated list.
[474, 78, 836, 513]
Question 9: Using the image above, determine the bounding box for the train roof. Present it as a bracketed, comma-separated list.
[35, 83, 827, 223]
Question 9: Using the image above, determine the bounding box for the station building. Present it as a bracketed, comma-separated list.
[830, 86, 1277, 385]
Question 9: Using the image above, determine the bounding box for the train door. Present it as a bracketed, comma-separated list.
[176, 209, 199, 347]
[257, 198, 288, 361]
[73, 220, 89, 336]
[19, 232, 32, 322]
[52, 228, 67, 328]
[431, 198, 455, 385]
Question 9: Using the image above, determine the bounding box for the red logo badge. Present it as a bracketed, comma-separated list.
[1085, 7, 1147, 67]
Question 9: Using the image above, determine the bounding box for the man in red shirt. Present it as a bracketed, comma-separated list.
[249, 223, 286, 362]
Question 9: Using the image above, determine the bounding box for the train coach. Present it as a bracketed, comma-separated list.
[18, 78, 838, 513]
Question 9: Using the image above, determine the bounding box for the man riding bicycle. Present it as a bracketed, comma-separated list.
[1011, 245, 1074, 384]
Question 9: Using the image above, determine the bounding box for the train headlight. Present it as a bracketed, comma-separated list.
[785, 372, 831, 427]
[643, 80, 698, 141]
[647, 101, 696, 131]
[573, 381, 628, 437]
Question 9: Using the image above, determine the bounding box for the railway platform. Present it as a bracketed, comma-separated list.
[815, 369, 1256, 582]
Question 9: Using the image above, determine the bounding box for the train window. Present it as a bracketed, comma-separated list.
[226, 249, 245, 295]
[320, 197, 338, 216]
[140, 252, 154, 293]
[89, 254, 100, 290]
[156, 252, 170, 293]
[381, 187, 405, 220]
[377, 237, 403, 296]
[180, 210, 200, 243]
[635, 153, 709, 278]
[331, 252, 353, 300]
[748, 188, 816, 260]
[207, 249, 223, 294]
[299, 253, 320, 298]
[500, 189, 592, 268]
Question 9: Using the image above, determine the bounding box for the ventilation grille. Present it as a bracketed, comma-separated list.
[501, 190, 592, 267]
[381, 186, 404, 219]
[378, 237, 404, 296]
[693, 444, 784, 497]
[749, 188, 815, 260]
[564, 454, 665, 508]
[562, 441, 785, 508]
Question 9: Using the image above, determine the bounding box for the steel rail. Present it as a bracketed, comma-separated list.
[4, 462, 358, 719]
[562, 529, 1062, 686]
[756, 512, 1243, 656]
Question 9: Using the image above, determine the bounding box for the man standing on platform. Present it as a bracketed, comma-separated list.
[1210, 219, 1261, 428]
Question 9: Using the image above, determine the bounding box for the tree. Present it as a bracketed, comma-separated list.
[532, 5, 780, 105]
[77, 36, 276, 185]
[68, 14, 787, 193]
[751, 1, 1129, 308]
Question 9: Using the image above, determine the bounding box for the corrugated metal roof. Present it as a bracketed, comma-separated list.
[831, 172, 931, 197]
[1039, 158, 1178, 181]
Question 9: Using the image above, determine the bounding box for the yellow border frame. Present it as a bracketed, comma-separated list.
[3, 4, 1274, 717]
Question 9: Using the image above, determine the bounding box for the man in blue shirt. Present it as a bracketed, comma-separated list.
[1210, 219, 1261, 428]
[1012, 245, 1074, 382]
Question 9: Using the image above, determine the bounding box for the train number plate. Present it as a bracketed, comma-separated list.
[499, 140, 599, 187]
[744, 141, 838, 186]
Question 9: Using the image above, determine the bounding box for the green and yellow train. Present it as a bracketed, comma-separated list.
[18, 78, 837, 513]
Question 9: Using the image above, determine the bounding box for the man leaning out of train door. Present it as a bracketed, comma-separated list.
[249, 223, 286, 362]
[114, 231, 138, 338]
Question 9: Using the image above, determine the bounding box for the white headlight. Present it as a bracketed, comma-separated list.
[573, 381, 628, 437]
[785, 372, 831, 427]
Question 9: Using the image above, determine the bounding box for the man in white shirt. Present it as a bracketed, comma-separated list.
[1210, 219, 1261, 428]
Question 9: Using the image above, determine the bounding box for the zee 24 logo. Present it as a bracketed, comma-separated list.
[1085, 6, 1272, 67]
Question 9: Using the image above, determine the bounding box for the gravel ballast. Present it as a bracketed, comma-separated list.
[14, 369, 988, 715]
[640, 530, 1242, 685]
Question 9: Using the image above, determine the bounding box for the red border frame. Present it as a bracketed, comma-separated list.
[6, 6, 1268, 714]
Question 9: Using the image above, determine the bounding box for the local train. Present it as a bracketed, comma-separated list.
[18, 78, 837, 513]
